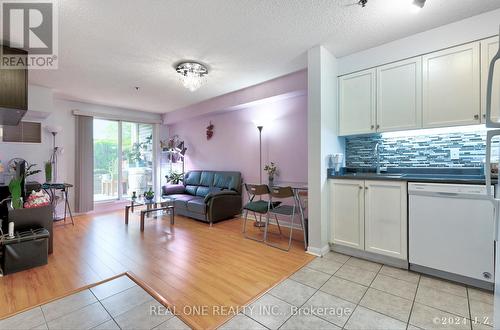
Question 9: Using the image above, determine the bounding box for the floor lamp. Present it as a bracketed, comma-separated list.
[255, 124, 265, 227]
[47, 126, 62, 183]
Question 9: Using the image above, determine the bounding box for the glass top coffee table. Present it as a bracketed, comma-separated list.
[124, 196, 175, 232]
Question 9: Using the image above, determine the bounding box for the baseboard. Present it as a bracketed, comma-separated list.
[331, 244, 409, 269]
[306, 244, 329, 257]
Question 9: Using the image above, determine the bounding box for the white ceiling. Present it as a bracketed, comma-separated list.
[27, 0, 500, 113]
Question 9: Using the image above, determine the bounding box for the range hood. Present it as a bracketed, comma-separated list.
[0, 45, 28, 126]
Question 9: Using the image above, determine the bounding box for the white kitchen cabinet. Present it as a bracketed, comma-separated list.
[377, 57, 422, 132]
[422, 42, 481, 128]
[364, 181, 407, 260]
[338, 69, 376, 136]
[481, 36, 500, 123]
[330, 179, 407, 260]
[330, 179, 365, 250]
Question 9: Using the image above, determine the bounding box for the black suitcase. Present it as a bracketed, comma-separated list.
[2, 228, 49, 275]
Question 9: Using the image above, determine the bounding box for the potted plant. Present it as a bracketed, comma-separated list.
[8, 176, 23, 209]
[166, 172, 184, 185]
[144, 187, 155, 201]
[44, 162, 52, 183]
[264, 162, 278, 186]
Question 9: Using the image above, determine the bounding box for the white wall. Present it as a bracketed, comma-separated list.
[0, 85, 162, 215]
[338, 8, 500, 75]
[307, 46, 344, 256]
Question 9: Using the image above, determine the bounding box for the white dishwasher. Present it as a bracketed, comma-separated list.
[409, 182, 495, 288]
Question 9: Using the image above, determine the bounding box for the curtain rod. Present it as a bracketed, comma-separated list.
[72, 110, 162, 124]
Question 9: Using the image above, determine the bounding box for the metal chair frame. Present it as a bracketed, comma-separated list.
[264, 186, 297, 251]
[242, 184, 282, 242]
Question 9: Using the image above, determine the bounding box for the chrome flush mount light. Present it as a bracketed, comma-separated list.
[175, 61, 208, 92]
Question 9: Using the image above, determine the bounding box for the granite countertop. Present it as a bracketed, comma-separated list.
[328, 167, 496, 185]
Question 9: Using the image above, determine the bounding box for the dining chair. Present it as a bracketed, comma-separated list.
[265, 186, 297, 251]
[242, 183, 282, 242]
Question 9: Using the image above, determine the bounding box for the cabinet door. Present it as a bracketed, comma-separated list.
[422, 42, 480, 128]
[0, 46, 27, 110]
[338, 69, 376, 136]
[377, 57, 422, 132]
[481, 37, 500, 123]
[364, 180, 407, 260]
[330, 180, 365, 250]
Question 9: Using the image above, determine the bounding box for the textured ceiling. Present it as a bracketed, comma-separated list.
[25, 0, 500, 113]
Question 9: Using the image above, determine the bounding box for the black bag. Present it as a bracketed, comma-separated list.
[2, 228, 49, 275]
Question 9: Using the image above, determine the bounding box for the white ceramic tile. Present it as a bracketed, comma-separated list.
[280, 311, 340, 330]
[218, 314, 267, 330]
[90, 276, 137, 300]
[269, 279, 316, 307]
[409, 303, 470, 330]
[419, 276, 467, 298]
[306, 258, 344, 275]
[47, 302, 110, 330]
[114, 299, 173, 330]
[322, 252, 350, 264]
[359, 288, 413, 322]
[415, 285, 469, 318]
[42, 290, 97, 322]
[344, 306, 406, 330]
[344, 258, 382, 273]
[319, 276, 367, 304]
[302, 291, 355, 328]
[92, 319, 120, 330]
[469, 299, 494, 327]
[153, 316, 191, 330]
[370, 274, 417, 300]
[244, 294, 294, 330]
[468, 288, 494, 305]
[334, 264, 377, 286]
[100, 285, 152, 317]
[0, 307, 45, 330]
[289, 267, 331, 289]
[378, 265, 420, 284]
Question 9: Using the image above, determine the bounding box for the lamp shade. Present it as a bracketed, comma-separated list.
[46, 125, 63, 134]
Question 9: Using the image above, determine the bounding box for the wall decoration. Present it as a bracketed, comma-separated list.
[206, 121, 214, 140]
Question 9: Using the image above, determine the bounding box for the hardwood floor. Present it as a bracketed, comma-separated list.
[0, 210, 314, 329]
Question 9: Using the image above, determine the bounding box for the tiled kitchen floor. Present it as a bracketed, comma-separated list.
[0, 275, 189, 330]
[221, 252, 494, 330]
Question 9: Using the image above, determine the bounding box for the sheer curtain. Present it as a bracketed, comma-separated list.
[75, 115, 94, 213]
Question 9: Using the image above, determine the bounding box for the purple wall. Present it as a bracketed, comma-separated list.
[168, 94, 308, 185]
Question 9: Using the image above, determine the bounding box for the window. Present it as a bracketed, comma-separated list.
[93, 119, 155, 203]
[1, 121, 41, 143]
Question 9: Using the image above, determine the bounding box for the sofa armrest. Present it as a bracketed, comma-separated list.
[203, 190, 238, 203]
[207, 194, 242, 223]
[162, 184, 185, 196]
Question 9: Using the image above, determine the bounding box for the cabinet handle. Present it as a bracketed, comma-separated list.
[358, 186, 363, 190]
[376, 124, 380, 129]
[365, 187, 368, 190]
[474, 114, 479, 120]
[483, 114, 486, 119]
[370, 125, 374, 130]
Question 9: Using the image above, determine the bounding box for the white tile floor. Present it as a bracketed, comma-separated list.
[0, 275, 189, 330]
[221, 252, 495, 330]
[0, 254, 495, 330]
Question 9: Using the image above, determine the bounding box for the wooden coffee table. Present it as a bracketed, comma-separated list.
[124, 196, 175, 232]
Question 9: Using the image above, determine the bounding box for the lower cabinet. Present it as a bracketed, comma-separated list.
[330, 179, 408, 260]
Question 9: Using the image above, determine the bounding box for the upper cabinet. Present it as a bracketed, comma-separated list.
[377, 57, 422, 132]
[481, 37, 500, 123]
[338, 39, 491, 136]
[422, 42, 481, 128]
[338, 69, 376, 136]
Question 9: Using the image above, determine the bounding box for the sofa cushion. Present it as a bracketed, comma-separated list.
[200, 172, 215, 187]
[185, 185, 198, 196]
[184, 171, 201, 185]
[196, 186, 215, 197]
[187, 198, 206, 214]
[170, 194, 198, 209]
[213, 172, 241, 192]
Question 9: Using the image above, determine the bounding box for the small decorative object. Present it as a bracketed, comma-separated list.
[264, 162, 278, 186]
[206, 121, 214, 140]
[23, 190, 50, 208]
[8, 176, 23, 209]
[166, 172, 184, 184]
[132, 191, 137, 199]
[144, 188, 154, 201]
[44, 162, 52, 183]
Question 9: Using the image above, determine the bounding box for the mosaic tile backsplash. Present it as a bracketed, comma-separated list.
[345, 128, 491, 168]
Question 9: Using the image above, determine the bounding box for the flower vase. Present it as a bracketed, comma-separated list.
[268, 176, 274, 187]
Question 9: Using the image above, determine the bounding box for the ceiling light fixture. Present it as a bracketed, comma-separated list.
[411, 0, 426, 12]
[175, 61, 208, 92]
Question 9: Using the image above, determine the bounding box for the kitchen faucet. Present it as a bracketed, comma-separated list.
[375, 142, 382, 174]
